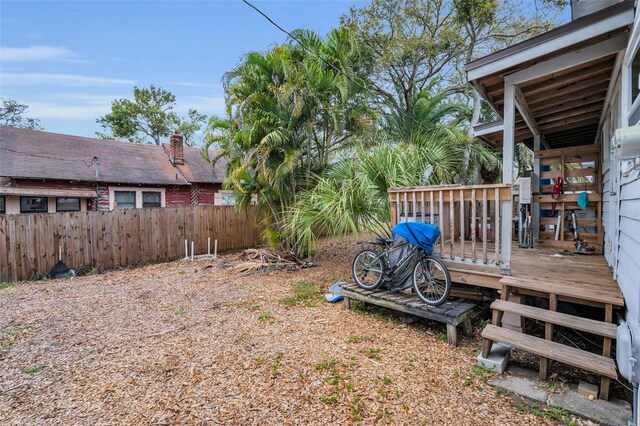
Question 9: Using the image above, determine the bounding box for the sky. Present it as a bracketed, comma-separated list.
[0, 0, 570, 140]
[0, 0, 366, 138]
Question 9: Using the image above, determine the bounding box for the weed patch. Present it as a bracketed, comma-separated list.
[0, 282, 14, 290]
[347, 334, 372, 344]
[258, 312, 273, 321]
[515, 403, 577, 426]
[271, 354, 283, 376]
[280, 281, 323, 307]
[463, 365, 492, 388]
[24, 364, 43, 374]
[363, 347, 383, 360]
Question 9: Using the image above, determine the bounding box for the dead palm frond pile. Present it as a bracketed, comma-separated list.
[232, 248, 315, 273]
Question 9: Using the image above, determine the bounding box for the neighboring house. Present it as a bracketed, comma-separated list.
[0, 126, 228, 214]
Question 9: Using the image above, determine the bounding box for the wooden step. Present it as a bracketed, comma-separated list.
[482, 325, 617, 379]
[490, 300, 616, 339]
[500, 276, 624, 306]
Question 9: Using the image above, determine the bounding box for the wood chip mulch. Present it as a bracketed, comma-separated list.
[0, 237, 585, 425]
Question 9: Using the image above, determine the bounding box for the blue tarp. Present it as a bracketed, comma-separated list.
[392, 222, 440, 253]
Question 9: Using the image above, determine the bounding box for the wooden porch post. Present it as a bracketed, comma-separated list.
[501, 83, 515, 274]
[532, 134, 541, 243]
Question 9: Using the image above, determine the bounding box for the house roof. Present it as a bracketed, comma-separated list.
[465, 1, 633, 75]
[0, 126, 226, 186]
[161, 144, 227, 184]
[465, 1, 634, 149]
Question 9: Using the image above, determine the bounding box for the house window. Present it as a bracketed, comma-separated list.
[20, 196, 48, 213]
[216, 191, 235, 206]
[142, 191, 161, 208]
[56, 197, 80, 212]
[114, 191, 136, 209]
[0, 196, 5, 214]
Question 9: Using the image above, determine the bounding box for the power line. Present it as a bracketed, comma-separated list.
[240, 0, 429, 132]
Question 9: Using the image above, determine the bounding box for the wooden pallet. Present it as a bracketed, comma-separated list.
[341, 284, 477, 346]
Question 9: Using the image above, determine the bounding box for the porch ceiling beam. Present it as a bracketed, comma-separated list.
[525, 81, 611, 107]
[531, 94, 606, 116]
[514, 86, 541, 138]
[466, 3, 633, 82]
[505, 34, 628, 86]
[473, 121, 504, 137]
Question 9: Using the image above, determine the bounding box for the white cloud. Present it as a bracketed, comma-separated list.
[172, 81, 219, 89]
[1, 73, 135, 87]
[23, 94, 128, 120]
[0, 46, 75, 63]
[27, 102, 112, 120]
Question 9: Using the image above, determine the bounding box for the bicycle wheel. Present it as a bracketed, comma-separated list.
[412, 255, 451, 306]
[352, 249, 384, 290]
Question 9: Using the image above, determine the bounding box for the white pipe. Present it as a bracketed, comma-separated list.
[214, 239, 218, 259]
[58, 245, 62, 261]
[191, 241, 194, 261]
[184, 239, 188, 259]
[207, 237, 211, 256]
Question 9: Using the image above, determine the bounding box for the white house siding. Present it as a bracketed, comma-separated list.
[617, 166, 640, 323]
[599, 70, 620, 268]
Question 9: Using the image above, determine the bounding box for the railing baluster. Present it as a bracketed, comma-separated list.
[412, 192, 417, 222]
[430, 192, 434, 225]
[403, 192, 408, 223]
[495, 187, 500, 264]
[420, 191, 425, 223]
[482, 188, 488, 264]
[439, 191, 445, 257]
[449, 190, 454, 259]
[460, 189, 465, 260]
[471, 189, 476, 262]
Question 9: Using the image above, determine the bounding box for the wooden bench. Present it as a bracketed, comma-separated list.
[490, 300, 617, 339]
[341, 283, 477, 346]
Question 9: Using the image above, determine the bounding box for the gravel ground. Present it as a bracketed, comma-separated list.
[0, 237, 588, 425]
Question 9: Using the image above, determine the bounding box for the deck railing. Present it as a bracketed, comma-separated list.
[389, 184, 512, 272]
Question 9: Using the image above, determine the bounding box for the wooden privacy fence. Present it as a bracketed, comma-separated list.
[0, 205, 260, 282]
[389, 184, 512, 270]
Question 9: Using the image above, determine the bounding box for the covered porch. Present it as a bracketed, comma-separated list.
[388, 2, 633, 400]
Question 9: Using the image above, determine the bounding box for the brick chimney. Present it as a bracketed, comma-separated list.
[169, 131, 184, 165]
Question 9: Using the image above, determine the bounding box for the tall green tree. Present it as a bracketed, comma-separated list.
[97, 85, 207, 145]
[343, 0, 563, 183]
[0, 98, 42, 130]
[207, 28, 374, 248]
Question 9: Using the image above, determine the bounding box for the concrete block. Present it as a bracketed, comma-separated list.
[577, 381, 598, 399]
[502, 294, 525, 333]
[477, 343, 511, 374]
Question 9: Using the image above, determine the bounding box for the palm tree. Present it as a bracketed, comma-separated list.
[205, 28, 374, 249]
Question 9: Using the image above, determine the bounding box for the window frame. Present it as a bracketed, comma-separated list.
[114, 191, 137, 209]
[0, 196, 5, 214]
[56, 197, 81, 212]
[20, 196, 48, 214]
[108, 187, 166, 210]
[142, 191, 162, 208]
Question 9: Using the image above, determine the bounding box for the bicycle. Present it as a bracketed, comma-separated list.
[351, 222, 452, 307]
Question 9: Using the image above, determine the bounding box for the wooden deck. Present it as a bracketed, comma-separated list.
[442, 241, 623, 308]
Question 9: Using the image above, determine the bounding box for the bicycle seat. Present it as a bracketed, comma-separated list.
[376, 237, 393, 245]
